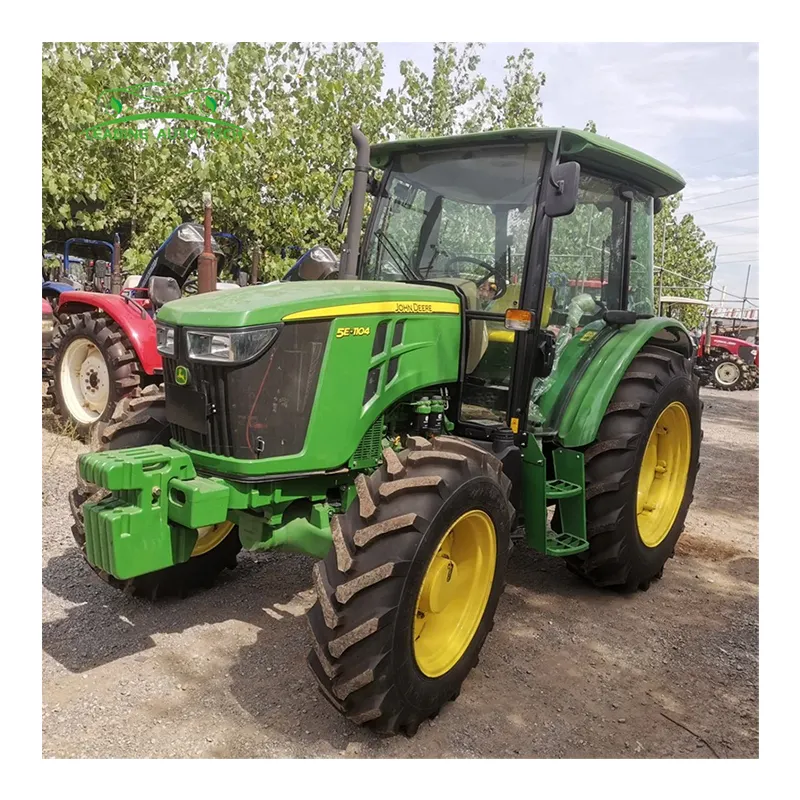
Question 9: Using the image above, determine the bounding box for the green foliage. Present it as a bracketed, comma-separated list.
[43, 42, 549, 281]
[42, 41, 713, 298]
[654, 194, 716, 327]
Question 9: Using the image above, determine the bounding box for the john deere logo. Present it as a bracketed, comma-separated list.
[175, 366, 190, 386]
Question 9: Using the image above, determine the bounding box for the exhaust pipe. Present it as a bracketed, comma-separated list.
[340, 125, 370, 280]
[197, 191, 217, 294]
[251, 244, 260, 286]
[110, 233, 122, 295]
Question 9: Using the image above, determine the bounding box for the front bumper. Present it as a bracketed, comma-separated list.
[77, 445, 335, 579]
[78, 445, 230, 579]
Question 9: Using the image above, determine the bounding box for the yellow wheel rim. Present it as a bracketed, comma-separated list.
[413, 510, 497, 677]
[191, 521, 234, 557]
[636, 402, 692, 548]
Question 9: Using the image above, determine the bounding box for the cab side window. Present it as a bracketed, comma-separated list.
[547, 173, 626, 319]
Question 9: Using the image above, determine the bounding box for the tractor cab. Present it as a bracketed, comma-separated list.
[358, 128, 674, 433]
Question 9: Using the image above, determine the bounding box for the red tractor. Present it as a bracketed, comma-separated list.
[659, 297, 759, 391]
[45, 222, 236, 436]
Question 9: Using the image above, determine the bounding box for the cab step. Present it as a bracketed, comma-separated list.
[545, 479, 582, 499]
[545, 527, 589, 556]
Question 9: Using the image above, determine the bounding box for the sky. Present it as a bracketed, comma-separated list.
[378, 43, 759, 304]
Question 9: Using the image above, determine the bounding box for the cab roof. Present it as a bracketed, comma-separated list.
[370, 127, 685, 199]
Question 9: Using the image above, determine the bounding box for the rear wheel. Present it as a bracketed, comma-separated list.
[48, 311, 140, 437]
[69, 386, 242, 599]
[567, 345, 702, 590]
[307, 436, 512, 735]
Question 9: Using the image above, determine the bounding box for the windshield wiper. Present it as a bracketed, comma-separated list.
[375, 229, 424, 282]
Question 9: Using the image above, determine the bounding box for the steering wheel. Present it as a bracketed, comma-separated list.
[443, 256, 508, 301]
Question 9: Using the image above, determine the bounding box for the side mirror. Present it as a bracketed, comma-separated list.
[148, 276, 181, 310]
[543, 162, 580, 218]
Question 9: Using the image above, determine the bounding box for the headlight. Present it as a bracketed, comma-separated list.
[186, 327, 278, 363]
[751, 349, 758, 356]
[42, 316, 54, 333]
[156, 323, 175, 356]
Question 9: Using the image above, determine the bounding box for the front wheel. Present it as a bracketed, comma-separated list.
[307, 436, 512, 735]
[48, 311, 140, 437]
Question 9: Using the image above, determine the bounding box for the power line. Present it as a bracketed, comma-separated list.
[689, 197, 759, 213]
[699, 213, 759, 227]
[714, 249, 759, 258]
[710, 230, 760, 241]
[682, 181, 759, 203]
[681, 147, 758, 170]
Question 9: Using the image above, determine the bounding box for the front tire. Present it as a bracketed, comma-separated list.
[307, 436, 512, 735]
[48, 311, 140, 438]
[567, 345, 702, 590]
[69, 386, 242, 599]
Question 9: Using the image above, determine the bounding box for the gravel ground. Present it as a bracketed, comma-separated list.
[42, 387, 758, 758]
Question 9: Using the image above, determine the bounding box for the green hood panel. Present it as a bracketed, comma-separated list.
[157, 280, 461, 328]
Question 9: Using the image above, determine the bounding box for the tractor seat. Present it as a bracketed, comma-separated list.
[436, 278, 488, 373]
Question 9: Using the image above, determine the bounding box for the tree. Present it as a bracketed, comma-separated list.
[654, 194, 717, 327]
[43, 42, 552, 281]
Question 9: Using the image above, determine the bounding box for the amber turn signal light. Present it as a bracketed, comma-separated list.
[504, 308, 533, 332]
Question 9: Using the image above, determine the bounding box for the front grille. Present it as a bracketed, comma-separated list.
[164, 321, 329, 459]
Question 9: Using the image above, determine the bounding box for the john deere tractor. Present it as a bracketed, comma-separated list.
[69, 126, 702, 735]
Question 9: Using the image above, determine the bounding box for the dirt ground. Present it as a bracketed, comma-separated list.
[41, 388, 758, 758]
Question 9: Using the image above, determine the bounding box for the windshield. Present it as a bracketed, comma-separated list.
[362, 143, 544, 305]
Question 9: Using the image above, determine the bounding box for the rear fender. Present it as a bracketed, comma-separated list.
[55, 291, 161, 375]
[555, 317, 693, 448]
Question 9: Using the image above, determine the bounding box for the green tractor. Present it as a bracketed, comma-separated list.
[70, 126, 702, 735]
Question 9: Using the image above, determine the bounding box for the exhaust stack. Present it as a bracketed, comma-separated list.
[340, 125, 370, 280]
[251, 244, 260, 286]
[197, 191, 217, 294]
[110, 233, 122, 295]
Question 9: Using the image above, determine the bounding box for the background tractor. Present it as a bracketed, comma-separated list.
[69, 126, 703, 735]
[659, 296, 759, 391]
[42, 238, 113, 308]
[45, 217, 248, 437]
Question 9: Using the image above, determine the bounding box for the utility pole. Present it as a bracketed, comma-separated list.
[738, 264, 751, 337]
[707, 245, 718, 302]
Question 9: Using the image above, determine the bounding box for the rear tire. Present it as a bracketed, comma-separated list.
[307, 436, 512, 735]
[69, 386, 242, 599]
[567, 345, 702, 591]
[48, 311, 140, 438]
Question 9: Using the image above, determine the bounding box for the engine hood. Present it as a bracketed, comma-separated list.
[156, 280, 462, 328]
